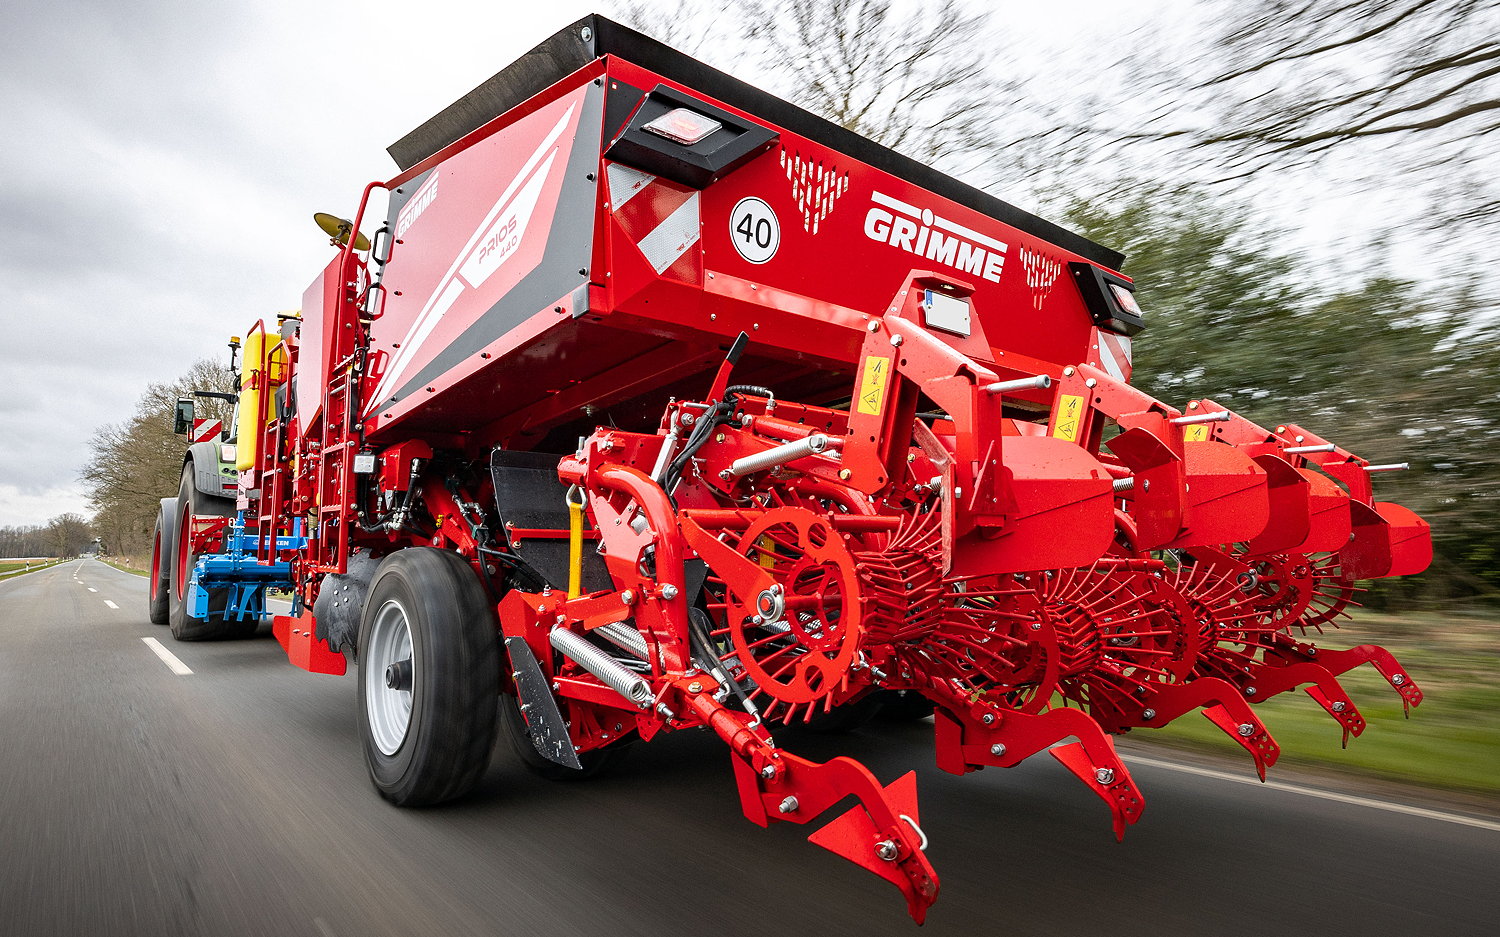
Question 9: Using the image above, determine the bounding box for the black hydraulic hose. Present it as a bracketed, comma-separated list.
[688, 607, 757, 717]
[663, 407, 721, 485]
[355, 471, 418, 533]
[724, 384, 774, 401]
[660, 385, 776, 499]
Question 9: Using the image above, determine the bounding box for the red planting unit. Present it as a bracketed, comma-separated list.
[156, 15, 1433, 923]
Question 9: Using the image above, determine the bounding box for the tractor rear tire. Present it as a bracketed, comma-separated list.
[167, 464, 249, 641]
[147, 498, 177, 625]
[499, 691, 624, 781]
[358, 548, 501, 807]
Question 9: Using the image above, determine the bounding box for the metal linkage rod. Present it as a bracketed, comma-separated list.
[1170, 410, 1230, 425]
[650, 415, 684, 483]
[1364, 463, 1410, 473]
[983, 375, 1052, 394]
[1284, 443, 1338, 454]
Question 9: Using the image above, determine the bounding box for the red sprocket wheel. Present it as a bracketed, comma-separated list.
[1237, 551, 1316, 627]
[1223, 548, 1365, 635]
[709, 507, 864, 713]
[851, 511, 1061, 715]
[1161, 547, 1270, 684]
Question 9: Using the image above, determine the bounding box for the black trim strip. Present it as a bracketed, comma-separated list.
[387, 15, 1123, 270]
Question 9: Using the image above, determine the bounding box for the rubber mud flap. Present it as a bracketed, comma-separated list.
[503, 636, 581, 770]
[313, 549, 381, 653]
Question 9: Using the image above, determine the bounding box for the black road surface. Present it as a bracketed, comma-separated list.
[3, 559, 1497, 937]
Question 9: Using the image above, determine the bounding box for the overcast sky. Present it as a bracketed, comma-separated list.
[0, 0, 1171, 528]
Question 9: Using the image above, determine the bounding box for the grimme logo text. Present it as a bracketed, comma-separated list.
[863, 191, 1007, 283]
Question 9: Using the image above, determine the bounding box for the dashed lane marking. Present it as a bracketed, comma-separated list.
[141, 637, 192, 675]
[103, 600, 119, 609]
[1125, 753, 1500, 833]
[87, 587, 97, 592]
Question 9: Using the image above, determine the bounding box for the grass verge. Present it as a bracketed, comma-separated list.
[1134, 609, 1500, 799]
[0, 559, 65, 581]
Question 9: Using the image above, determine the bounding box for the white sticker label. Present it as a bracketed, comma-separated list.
[729, 197, 780, 264]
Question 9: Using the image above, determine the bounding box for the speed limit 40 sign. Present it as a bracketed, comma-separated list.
[729, 197, 780, 264]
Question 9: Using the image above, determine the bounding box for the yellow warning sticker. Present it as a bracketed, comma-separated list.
[1053, 394, 1085, 442]
[857, 355, 891, 416]
[1183, 424, 1210, 442]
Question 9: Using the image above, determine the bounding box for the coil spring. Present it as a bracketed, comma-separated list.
[549, 628, 653, 707]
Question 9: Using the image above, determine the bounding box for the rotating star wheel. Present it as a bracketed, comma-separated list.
[1296, 552, 1364, 631]
[1232, 550, 1316, 629]
[918, 576, 1060, 715]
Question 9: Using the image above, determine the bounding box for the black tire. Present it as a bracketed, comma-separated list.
[875, 689, 936, 722]
[147, 498, 177, 625]
[358, 548, 501, 806]
[167, 464, 250, 640]
[498, 690, 624, 781]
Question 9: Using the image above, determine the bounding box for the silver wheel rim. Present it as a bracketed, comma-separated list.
[366, 598, 416, 756]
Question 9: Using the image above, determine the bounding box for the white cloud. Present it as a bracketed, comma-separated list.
[0, 483, 90, 528]
[0, 0, 1170, 523]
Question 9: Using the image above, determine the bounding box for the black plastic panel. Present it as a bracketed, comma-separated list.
[1069, 262, 1145, 336]
[489, 449, 611, 592]
[605, 85, 779, 188]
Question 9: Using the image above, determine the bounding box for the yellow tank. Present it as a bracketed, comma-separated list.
[235, 327, 287, 471]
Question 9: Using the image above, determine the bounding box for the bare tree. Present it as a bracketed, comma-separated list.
[45, 513, 93, 559]
[1108, 1, 1500, 226]
[1189, 2, 1497, 160]
[608, 0, 1030, 190]
[80, 357, 236, 563]
[0, 525, 53, 558]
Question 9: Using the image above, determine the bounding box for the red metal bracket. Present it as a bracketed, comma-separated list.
[732, 751, 939, 922]
[933, 704, 1145, 841]
[272, 611, 347, 675]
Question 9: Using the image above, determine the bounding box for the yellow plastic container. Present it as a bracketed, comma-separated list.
[235, 327, 287, 471]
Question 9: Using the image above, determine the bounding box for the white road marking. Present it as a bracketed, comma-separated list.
[1125, 752, 1500, 833]
[87, 587, 97, 592]
[141, 637, 193, 675]
[103, 600, 119, 609]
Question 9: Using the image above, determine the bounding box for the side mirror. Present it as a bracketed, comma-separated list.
[173, 398, 194, 435]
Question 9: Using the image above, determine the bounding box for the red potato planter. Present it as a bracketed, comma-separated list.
[162, 16, 1432, 923]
